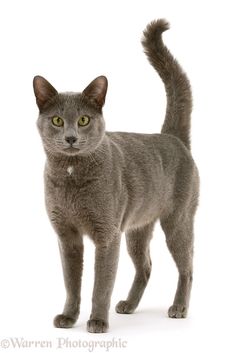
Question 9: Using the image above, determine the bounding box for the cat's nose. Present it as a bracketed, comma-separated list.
[65, 136, 77, 145]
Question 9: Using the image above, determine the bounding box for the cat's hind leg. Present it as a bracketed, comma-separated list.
[116, 222, 154, 314]
[161, 213, 194, 318]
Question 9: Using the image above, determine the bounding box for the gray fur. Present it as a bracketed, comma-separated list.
[33, 19, 199, 333]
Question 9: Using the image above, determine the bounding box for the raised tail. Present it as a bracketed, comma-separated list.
[142, 19, 192, 150]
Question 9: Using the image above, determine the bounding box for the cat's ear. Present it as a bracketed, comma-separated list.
[33, 76, 58, 111]
[83, 76, 108, 108]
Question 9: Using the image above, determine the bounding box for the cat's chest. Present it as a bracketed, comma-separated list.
[45, 166, 102, 216]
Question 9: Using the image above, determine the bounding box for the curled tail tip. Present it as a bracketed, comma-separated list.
[142, 19, 170, 45]
[147, 18, 170, 33]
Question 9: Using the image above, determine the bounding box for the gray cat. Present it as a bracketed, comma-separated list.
[33, 19, 199, 333]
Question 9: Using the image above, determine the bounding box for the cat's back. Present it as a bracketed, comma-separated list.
[106, 131, 198, 228]
[107, 131, 199, 198]
[106, 131, 195, 171]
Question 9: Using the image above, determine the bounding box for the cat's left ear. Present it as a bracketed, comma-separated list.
[83, 76, 108, 109]
[33, 76, 58, 111]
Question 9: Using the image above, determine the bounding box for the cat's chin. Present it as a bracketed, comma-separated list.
[63, 147, 81, 156]
[62, 149, 92, 158]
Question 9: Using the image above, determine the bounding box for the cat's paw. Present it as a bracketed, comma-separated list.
[168, 304, 188, 318]
[115, 300, 136, 314]
[87, 319, 108, 333]
[54, 314, 76, 328]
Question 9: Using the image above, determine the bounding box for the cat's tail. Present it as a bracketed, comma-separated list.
[142, 19, 192, 150]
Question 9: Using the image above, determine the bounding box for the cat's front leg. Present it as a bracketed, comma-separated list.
[54, 227, 83, 329]
[87, 233, 121, 333]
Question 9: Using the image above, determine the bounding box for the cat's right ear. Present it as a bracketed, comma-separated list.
[33, 76, 58, 111]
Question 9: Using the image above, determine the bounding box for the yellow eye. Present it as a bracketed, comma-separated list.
[52, 116, 64, 127]
[78, 115, 90, 127]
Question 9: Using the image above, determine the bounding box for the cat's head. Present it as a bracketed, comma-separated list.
[33, 75, 107, 156]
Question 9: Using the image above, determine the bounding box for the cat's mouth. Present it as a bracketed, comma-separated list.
[64, 146, 80, 154]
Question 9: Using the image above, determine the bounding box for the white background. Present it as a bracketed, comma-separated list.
[0, 0, 236, 352]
